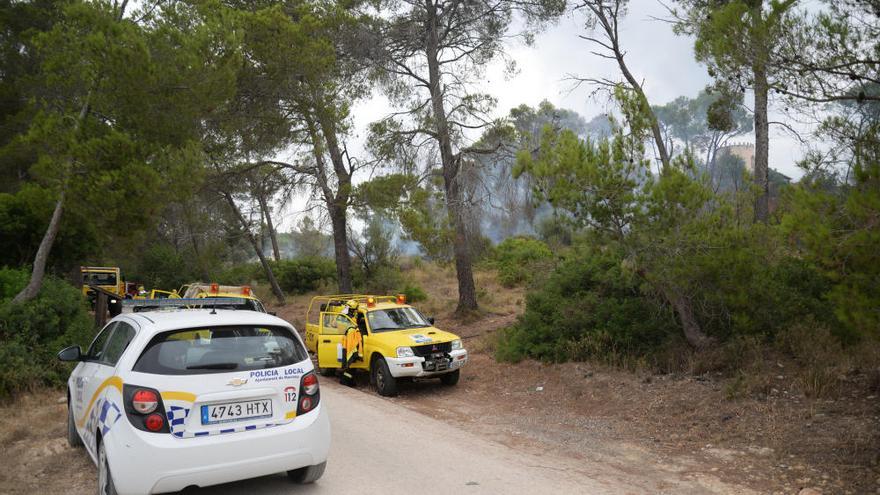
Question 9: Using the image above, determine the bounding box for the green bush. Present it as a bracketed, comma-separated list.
[670, 226, 836, 342]
[213, 263, 262, 286]
[0, 268, 94, 397]
[0, 268, 28, 299]
[496, 229, 838, 369]
[491, 236, 554, 287]
[495, 246, 677, 363]
[270, 257, 337, 295]
[400, 283, 427, 303]
[354, 264, 404, 294]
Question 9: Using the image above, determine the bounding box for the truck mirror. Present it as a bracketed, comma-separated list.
[57, 345, 82, 362]
[428, 316, 435, 325]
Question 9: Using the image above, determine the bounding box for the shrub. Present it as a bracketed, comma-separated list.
[400, 283, 427, 303]
[270, 258, 337, 295]
[0, 268, 94, 397]
[0, 268, 28, 299]
[213, 263, 261, 286]
[355, 264, 404, 294]
[495, 246, 677, 363]
[491, 236, 554, 287]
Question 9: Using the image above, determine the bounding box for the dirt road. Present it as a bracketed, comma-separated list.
[3, 381, 756, 495]
[187, 382, 756, 495]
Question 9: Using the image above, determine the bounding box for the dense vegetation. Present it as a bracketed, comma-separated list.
[0, 268, 92, 396]
[0, 0, 876, 396]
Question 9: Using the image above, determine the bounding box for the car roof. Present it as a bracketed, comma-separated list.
[121, 309, 291, 335]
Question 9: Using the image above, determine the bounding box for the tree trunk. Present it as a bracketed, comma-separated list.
[317, 112, 354, 294]
[257, 192, 281, 261]
[222, 192, 285, 304]
[666, 288, 714, 350]
[594, 5, 671, 172]
[636, 267, 713, 349]
[753, 61, 770, 223]
[12, 191, 65, 303]
[425, 1, 478, 314]
[444, 171, 479, 313]
[329, 203, 353, 294]
[13, 85, 94, 304]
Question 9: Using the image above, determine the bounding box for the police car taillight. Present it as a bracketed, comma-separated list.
[144, 413, 165, 432]
[132, 389, 158, 414]
[302, 372, 318, 395]
[123, 384, 170, 434]
[297, 372, 320, 415]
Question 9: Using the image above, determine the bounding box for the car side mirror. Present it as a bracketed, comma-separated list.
[268, 311, 277, 316]
[58, 345, 82, 362]
[427, 316, 435, 325]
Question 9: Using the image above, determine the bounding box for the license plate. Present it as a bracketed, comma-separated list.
[201, 399, 273, 425]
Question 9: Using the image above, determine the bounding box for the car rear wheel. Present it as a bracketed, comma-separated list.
[440, 369, 460, 386]
[371, 357, 398, 397]
[67, 400, 83, 448]
[97, 442, 118, 495]
[287, 461, 326, 484]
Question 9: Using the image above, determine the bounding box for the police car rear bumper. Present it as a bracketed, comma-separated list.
[104, 402, 330, 495]
[386, 349, 468, 378]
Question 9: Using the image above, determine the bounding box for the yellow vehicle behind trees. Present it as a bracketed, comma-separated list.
[304, 295, 468, 397]
[80, 266, 125, 298]
[133, 289, 180, 300]
[181, 283, 269, 313]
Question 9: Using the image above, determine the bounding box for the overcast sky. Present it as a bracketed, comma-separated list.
[275, 0, 808, 230]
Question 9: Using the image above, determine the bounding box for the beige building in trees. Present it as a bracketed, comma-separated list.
[717, 142, 756, 172]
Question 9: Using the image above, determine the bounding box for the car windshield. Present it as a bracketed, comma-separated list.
[132, 325, 307, 375]
[367, 308, 430, 333]
[84, 272, 117, 286]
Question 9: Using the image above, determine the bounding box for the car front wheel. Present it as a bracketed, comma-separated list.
[371, 357, 398, 397]
[97, 442, 118, 495]
[288, 462, 326, 484]
[67, 400, 83, 448]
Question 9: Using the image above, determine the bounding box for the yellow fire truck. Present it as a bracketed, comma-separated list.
[80, 266, 125, 299]
[304, 294, 468, 397]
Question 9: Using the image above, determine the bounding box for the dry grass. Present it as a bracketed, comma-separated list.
[0, 389, 96, 494]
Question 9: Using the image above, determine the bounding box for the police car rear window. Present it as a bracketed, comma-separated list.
[132, 326, 308, 375]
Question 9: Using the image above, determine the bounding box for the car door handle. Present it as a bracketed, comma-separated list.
[322, 339, 331, 343]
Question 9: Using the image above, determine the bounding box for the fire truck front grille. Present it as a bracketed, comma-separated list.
[411, 342, 452, 357]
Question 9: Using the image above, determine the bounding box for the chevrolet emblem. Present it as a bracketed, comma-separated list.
[226, 377, 248, 387]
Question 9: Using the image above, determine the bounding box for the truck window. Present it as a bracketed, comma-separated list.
[132, 325, 308, 375]
[320, 314, 353, 335]
[367, 308, 430, 333]
[84, 272, 118, 286]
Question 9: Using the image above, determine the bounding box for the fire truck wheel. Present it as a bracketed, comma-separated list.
[371, 357, 398, 397]
[440, 369, 460, 386]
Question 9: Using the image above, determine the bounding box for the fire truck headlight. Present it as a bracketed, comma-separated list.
[451, 339, 462, 350]
[396, 347, 415, 358]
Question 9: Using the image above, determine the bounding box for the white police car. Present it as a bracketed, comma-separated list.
[59, 307, 330, 494]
